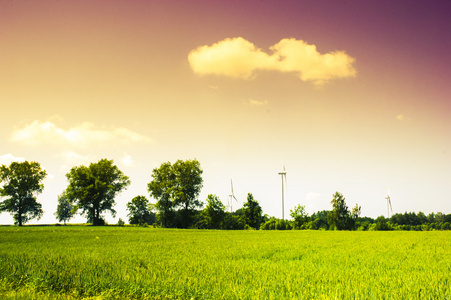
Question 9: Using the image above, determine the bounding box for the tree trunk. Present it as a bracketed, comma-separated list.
[18, 199, 22, 226]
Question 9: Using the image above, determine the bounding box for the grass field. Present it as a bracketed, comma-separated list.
[0, 226, 450, 299]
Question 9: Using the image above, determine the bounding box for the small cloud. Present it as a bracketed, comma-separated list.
[11, 120, 152, 147]
[0, 153, 26, 165]
[188, 37, 356, 85]
[59, 151, 93, 171]
[304, 192, 325, 213]
[396, 114, 411, 121]
[306, 192, 321, 202]
[61, 151, 91, 164]
[44, 173, 55, 182]
[120, 154, 134, 167]
[246, 99, 269, 106]
[209, 85, 219, 89]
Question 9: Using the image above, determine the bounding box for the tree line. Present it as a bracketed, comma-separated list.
[1, 159, 450, 230]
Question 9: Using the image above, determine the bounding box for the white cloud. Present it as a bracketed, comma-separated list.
[246, 99, 269, 106]
[11, 121, 152, 147]
[306, 192, 321, 202]
[396, 114, 410, 121]
[188, 37, 356, 85]
[0, 153, 26, 165]
[61, 151, 92, 164]
[120, 154, 134, 167]
[305, 192, 325, 213]
[59, 151, 94, 171]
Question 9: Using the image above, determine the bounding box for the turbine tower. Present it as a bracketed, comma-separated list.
[278, 166, 287, 220]
[385, 190, 393, 218]
[229, 179, 238, 213]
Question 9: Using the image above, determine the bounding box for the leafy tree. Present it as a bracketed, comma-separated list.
[327, 192, 354, 230]
[202, 194, 226, 229]
[243, 193, 263, 230]
[126, 195, 155, 225]
[351, 203, 361, 219]
[374, 215, 393, 231]
[148, 159, 203, 228]
[434, 212, 446, 223]
[290, 204, 309, 229]
[311, 210, 330, 230]
[65, 159, 130, 225]
[0, 161, 47, 226]
[444, 214, 451, 223]
[260, 218, 276, 230]
[223, 213, 246, 230]
[417, 212, 428, 225]
[55, 191, 73, 225]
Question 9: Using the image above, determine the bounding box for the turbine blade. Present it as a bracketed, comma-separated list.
[231, 179, 234, 195]
[284, 174, 287, 189]
[231, 179, 238, 201]
[388, 197, 393, 213]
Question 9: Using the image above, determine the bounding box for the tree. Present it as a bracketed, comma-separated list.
[65, 159, 130, 225]
[290, 204, 309, 229]
[327, 192, 354, 230]
[375, 215, 392, 231]
[243, 193, 263, 229]
[55, 191, 73, 225]
[223, 213, 246, 230]
[351, 203, 361, 219]
[311, 210, 330, 230]
[148, 159, 203, 228]
[202, 194, 226, 229]
[127, 195, 155, 225]
[0, 161, 47, 226]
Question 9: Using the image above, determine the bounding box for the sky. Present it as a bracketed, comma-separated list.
[1, 0, 450, 224]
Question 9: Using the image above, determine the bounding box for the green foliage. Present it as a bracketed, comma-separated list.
[1, 227, 450, 299]
[390, 211, 437, 226]
[54, 191, 73, 225]
[126, 195, 155, 225]
[311, 210, 330, 230]
[64, 159, 130, 225]
[117, 218, 125, 226]
[201, 194, 226, 229]
[243, 193, 263, 229]
[0, 161, 47, 226]
[290, 204, 309, 229]
[327, 192, 355, 230]
[147, 159, 203, 228]
[260, 217, 292, 230]
[223, 213, 246, 230]
[374, 216, 393, 231]
[351, 203, 361, 219]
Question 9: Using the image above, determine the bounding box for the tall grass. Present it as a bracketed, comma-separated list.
[1, 227, 450, 299]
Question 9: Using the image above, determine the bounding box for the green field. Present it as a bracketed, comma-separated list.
[0, 227, 450, 299]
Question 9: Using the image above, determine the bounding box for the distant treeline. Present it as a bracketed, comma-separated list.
[1, 159, 450, 231]
[257, 211, 451, 231]
[125, 192, 451, 231]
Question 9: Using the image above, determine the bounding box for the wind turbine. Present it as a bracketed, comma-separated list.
[385, 190, 393, 218]
[228, 179, 238, 213]
[278, 166, 287, 220]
